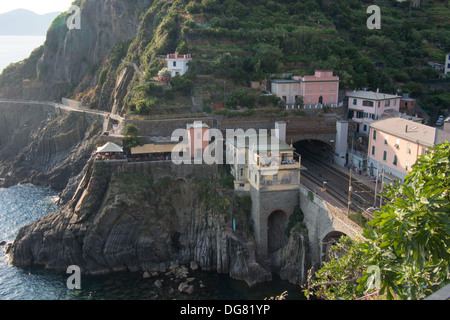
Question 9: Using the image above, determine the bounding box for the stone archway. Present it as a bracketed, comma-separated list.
[321, 231, 347, 262]
[267, 210, 289, 254]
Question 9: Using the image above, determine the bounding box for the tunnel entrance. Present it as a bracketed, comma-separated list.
[267, 210, 289, 254]
[294, 140, 334, 162]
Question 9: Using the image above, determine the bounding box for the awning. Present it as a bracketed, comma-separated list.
[96, 142, 123, 153]
[131, 143, 184, 155]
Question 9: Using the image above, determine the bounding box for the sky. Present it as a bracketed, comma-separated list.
[0, 0, 74, 15]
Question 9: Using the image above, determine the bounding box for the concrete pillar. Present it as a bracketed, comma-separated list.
[334, 120, 348, 167]
[274, 121, 287, 143]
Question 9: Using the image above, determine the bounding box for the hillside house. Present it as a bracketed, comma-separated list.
[399, 93, 416, 112]
[347, 90, 401, 134]
[166, 52, 192, 77]
[270, 70, 340, 108]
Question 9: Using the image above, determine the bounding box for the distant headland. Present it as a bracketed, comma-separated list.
[0, 9, 60, 36]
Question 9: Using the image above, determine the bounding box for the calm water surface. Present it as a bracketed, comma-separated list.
[0, 35, 45, 73]
[0, 184, 305, 300]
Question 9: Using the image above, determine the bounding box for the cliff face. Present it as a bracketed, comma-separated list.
[0, 103, 102, 190]
[39, 0, 145, 86]
[8, 161, 275, 286]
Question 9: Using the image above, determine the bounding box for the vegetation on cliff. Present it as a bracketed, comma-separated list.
[0, 0, 449, 115]
[305, 142, 450, 300]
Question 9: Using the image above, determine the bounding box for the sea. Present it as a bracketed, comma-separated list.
[0, 36, 306, 301]
[0, 35, 46, 74]
[0, 185, 305, 301]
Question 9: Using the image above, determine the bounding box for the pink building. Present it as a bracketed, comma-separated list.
[270, 70, 340, 107]
[367, 117, 450, 183]
[347, 90, 401, 134]
[186, 121, 210, 160]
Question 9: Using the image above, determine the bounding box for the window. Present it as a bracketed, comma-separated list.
[240, 168, 244, 177]
[406, 160, 410, 171]
[373, 130, 377, 140]
[308, 85, 312, 92]
[254, 174, 257, 184]
[393, 155, 398, 166]
[320, 84, 323, 91]
[331, 84, 335, 91]
[197, 132, 201, 139]
[307, 96, 311, 103]
[173, 61, 177, 67]
[372, 145, 375, 155]
[407, 142, 411, 154]
[385, 135, 388, 145]
[383, 151, 387, 161]
[395, 138, 400, 149]
[363, 100, 374, 107]
[281, 85, 286, 92]
[330, 96, 334, 102]
[353, 99, 357, 105]
[385, 100, 391, 107]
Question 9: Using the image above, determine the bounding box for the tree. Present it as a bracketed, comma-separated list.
[306, 142, 450, 300]
[124, 123, 139, 137]
[123, 123, 142, 153]
[254, 44, 283, 74]
[360, 142, 450, 299]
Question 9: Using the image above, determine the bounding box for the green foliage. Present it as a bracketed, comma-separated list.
[124, 123, 139, 137]
[122, 136, 143, 153]
[109, 39, 133, 68]
[359, 142, 450, 300]
[222, 174, 235, 189]
[225, 90, 256, 109]
[133, 82, 164, 98]
[253, 43, 283, 74]
[307, 142, 450, 300]
[170, 73, 195, 96]
[304, 236, 367, 300]
[98, 69, 108, 86]
[286, 206, 307, 236]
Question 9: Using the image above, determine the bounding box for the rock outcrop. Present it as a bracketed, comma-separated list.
[0, 103, 103, 191]
[8, 161, 276, 287]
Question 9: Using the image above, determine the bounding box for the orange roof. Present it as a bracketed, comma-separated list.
[167, 53, 192, 60]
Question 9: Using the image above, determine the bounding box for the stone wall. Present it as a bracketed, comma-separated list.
[299, 185, 363, 268]
[250, 185, 300, 257]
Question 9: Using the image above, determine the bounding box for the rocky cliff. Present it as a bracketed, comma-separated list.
[8, 161, 278, 286]
[0, 103, 103, 191]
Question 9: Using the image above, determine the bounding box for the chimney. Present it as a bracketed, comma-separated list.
[274, 121, 287, 143]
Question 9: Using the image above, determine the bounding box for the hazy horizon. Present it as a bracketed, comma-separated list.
[0, 0, 73, 15]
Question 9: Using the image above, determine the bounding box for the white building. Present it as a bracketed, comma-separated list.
[166, 53, 192, 77]
[347, 90, 401, 134]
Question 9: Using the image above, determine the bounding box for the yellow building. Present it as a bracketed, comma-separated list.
[225, 130, 301, 192]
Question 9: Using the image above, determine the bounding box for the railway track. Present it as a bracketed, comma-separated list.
[299, 148, 385, 213]
[302, 169, 367, 213]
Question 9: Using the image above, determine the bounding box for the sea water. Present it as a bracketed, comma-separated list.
[0, 184, 305, 300]
[0, 35, 46, 74]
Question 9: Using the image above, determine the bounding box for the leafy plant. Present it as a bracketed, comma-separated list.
[306, 142, 450, 300]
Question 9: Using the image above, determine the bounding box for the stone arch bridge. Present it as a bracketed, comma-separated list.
[298, 185, 363, 268]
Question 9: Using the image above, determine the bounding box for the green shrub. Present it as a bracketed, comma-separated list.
[98, 69, 108, 86]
